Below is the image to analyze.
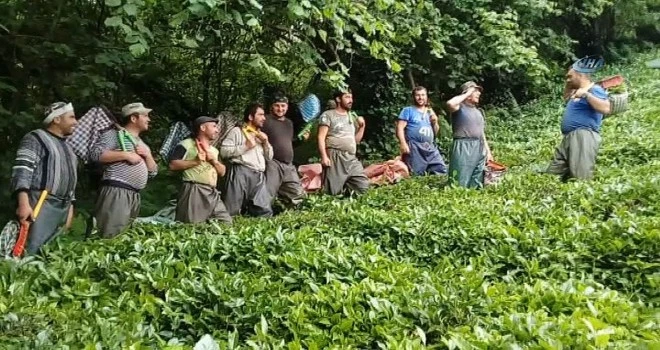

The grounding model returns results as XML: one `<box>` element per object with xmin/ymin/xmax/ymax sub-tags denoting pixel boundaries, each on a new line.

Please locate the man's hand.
<box><xmin>207</xmin><ymin>150</ymin><xmax>221</xmax><ymax>163</ymax></box>
<box><xmin>321</xmin><ymin>155</ymin><xmax>332</xmax><ymax>167</ymax></box>
<box><xmin>124</xmin><ymin>152</ymin><xmax>144</xmax><ymax>165</ymax></box>
<box><xmin>571</xmin><ymin>84</ymin><xmax>594</xmax><ymax>100</ymax></box>
<box><xmin>245</xmin><ymin>136</ymin><xmax>257</xmax><ymax>149</ymax></box>
<box><xmin>135</xmin><ymin>145</ymin><xmax>151</xmax><ymax>159</ymax></box>
<box><xmin>302</xmin><ymin>131</ymin><xmax>311</xmax><ymax>141</ymax></box>
<box><xmin>430</xmin><ymin>113</ymin><xmax>438</xmax><ymax>125</ymax></box>
<box><xmin>356</xmin><ymin>116</ymin><xmax>366</xmax><ymax>129</ymax></box>
<box><xmin>399</xmin><ymin>143</ymin><xmax>410</xmax><ymax>155</ymax></box>
<box><xmin>16</xmin><ymin>203</ymin><xmax>32</xmax><ymax>223</ymax></box>
<box><xmin>255</xmin><ymin>131</ymin><xmax>269</xmax><ymax>143</ymax></box>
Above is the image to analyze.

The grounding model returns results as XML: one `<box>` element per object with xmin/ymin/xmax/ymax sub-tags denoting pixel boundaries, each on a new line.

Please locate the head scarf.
<box><xmin>44</xmin><ymin>102</ymin><xmax>74</xmax><ymax>124</ymax></box>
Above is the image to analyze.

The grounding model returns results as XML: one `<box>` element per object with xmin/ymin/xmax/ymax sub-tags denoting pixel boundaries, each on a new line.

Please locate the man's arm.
<box><xmin>137</xmin><ymin>143</ymin><xmax>158</xmax><ymax>177</ymax></box>
<box><xmin>482</xmin><ymin>133</ymin><xmax>493</xmax><ymax>161</ymax></box>
<box><xmin>210</xmin><ymin>159</ymin><xmax>226</xmax><ymax>177</ymax></box>
<box><xmin>430</xmin><ymin>110</ymin><xmax>440</xmax><ymax>135</ymax></box>
<box><xmin>168</xmin><ymin>144</ymin><xmax>202</xmax><ymax>171</ymax></box>
<box><xmin>256</xmin><ymin>131</ymin><xmax>273</xmax><ymax>160</ymax></box>
<box><xmin>220</xmin><ymin>127</ymin><xmax>251</xmax><ymax>158</ymax></box>
<box><xmin>585</xmin><ymin>92</ymin><xmax>611</xmax><ymax>114</ymax></box>
<box><xmin>90</xmin><ymin>130</ymin><xmax>132</xmax><ymax>164</ymax></box>
<box><xmin>11</xmin><ymin>133</ymin><xmax>40</xmax><ymax>197</ymax></box>
<box><xmin>317</xmin><ymin>125</ymin><xmax>330</xmax><ymax>161</ymax></box>
<box><xmin>446</xmin><ymin>88</ymin><xmax>475</xmax><ymax>113</ymax></box>
<box><xmin>355</xmin><ymin>117</ymin><xmax>366</xmax><ymax>144</ymax></box>
<box><xmin>395</xmin><ymin>120</ymin><xmax>407</xmax><ymax>146</ymax></box>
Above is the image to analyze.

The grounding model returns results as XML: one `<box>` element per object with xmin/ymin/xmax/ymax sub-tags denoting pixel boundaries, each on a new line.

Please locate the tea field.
<box><xmin>1</xmin><ymin>54</ymin><xmax>659</xmax><ymax>349</ymax></box>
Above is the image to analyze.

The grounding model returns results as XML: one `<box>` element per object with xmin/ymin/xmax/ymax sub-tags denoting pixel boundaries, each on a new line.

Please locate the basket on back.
<box><xmin>597</xmin><ymin>75</ymin><xmax>629</xmax><ymax>116</ymax></box>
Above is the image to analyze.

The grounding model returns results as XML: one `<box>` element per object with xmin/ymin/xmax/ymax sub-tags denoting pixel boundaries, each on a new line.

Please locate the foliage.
<box><xmin>0</xmin><ymin>52</ymin><xmax>659</xmax><ymax>349</ymax></box>
<box><xmin>1</xmin><ymin>0</ymin><xmax>659</xmax><ymax>220</ymax></box>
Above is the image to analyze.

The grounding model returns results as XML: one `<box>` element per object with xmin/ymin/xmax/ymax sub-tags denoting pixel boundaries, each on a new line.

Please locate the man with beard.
<box><xmin>445</xmin><ymin>81</ymin><xmax>493</xmax><ymax>188</ymax></box>
<box><xmin>220</xmin><ymin>102</ymin><xmax>273</xmax><ymax>217</ymax></box>
<box><xmin>169</xmin><ymin>116</ymin><xmax>232</xmax><ymax>224</ymax></box>
<box><xmin>90</xmin><ymin>102</ymin><xmax>158</xmax><ymax>238</ymax></box>
<box><xmin>546</xmin><ymin>59</ymin><xmax>610</xmax><ymax>180</ymax></box>
<box><xmin>10</xmin><ymin>102</ymin><xmax>78</xmax><ymax>254</ymax></box>
<box><xmin>261</xmin><ymin>94</ymin><xmax>306</xmax><ymax>207</ymax></box>
<box><xmin>396</xmin><ymin>86</ymin><xmax>447</xmax><ymax>176</ymax></box>
<box><xmin>317</xmin><ymin>89</ymin><xmax>369</xmax><ymax>196</ymax></box>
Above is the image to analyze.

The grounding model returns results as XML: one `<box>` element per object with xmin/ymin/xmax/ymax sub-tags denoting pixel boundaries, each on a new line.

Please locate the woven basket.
<box><xmin>608</xmin><ymin>91</ymin><xmax>629</xmax><ymax>115</ymax></box>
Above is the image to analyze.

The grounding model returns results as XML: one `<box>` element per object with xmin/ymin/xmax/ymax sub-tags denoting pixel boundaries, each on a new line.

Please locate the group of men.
<box><xmin>9</xmin><ymin>61</ymin><xmax>610</xmax><ymax>255</ymax></box>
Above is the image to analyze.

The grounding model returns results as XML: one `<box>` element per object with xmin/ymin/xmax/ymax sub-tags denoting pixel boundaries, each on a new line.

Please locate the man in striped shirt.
<box><xmin>10</xmin><ymin>102</ymin><xmax>79</xmax><ymax>254</ymax></box>
<box><xmin>90</xmin><ymin>102</ymin><xmax>158</xmax><ymax>238</ymax></box>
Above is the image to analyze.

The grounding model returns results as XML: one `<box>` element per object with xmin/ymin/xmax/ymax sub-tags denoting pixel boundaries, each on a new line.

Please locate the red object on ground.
<box><xmin>298</xmin><ymin>157</ymin><xmax>411</xmax><ymax>193</ymax></box>
<box><xmin>299</xmin><ymin>163</ymin><xmax>323</xmax><ymax>192</ymax></box>
<box><xmin>364</xmin><ymin>158</ymin><xmax>410</xmax><ymax>186</ymax></box>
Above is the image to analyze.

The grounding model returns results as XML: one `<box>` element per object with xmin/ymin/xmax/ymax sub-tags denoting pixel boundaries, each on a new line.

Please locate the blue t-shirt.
<box><xmin>399</xmin><ymin>106</ymin><xmax>435</xmax><ymax>143</ymax></box>
<box><xmin>560</xmin><ymin>85</ymin><xmax>608</xmax><ymax>135</ymax></box>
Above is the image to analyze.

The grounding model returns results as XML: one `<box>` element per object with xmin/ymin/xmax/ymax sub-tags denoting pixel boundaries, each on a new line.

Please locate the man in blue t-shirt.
<box><xmin>547</xmin><ymin>64</ymin><xmax>611</xmax><ymax>180</ymax></box>
<box><xmin>396</xmin><ymin>86</ymin><xmax>447</xmax><ymax>176</ymax></box>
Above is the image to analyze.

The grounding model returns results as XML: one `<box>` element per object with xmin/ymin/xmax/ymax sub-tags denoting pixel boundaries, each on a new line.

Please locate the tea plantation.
<box><xmin>1</xmin><ymin>54</ymin><xmax>658</xmax><ymax>349</ymax></box>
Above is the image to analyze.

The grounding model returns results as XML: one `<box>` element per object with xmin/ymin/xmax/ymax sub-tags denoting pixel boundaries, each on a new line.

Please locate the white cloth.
<box><xmin>44</xmin><ymin>103</ymin><xmax>74</xmax><ymax>124</ymax></box>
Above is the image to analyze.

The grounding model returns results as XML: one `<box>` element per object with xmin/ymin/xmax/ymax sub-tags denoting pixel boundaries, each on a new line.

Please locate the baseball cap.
<box><xmin>193</xmin><ymin>116</ymin><xmax>218</xmax><ymax>132</ymax></box>
<box><xmin>272</xmin><ymin>94</ymin><xmax>289</xmax><ymax>104</ymax></box>
<box><xmin>572</xmin><ymin>55</ymin><xmax>605</xmax><ymax>74</ymax></box>
<box><xmin>460</xmin><ymin>81</ymin><xmax>483</xmax><ymax>94</ymax></box>
<box><xmin>121</xmin><ymin>102</ymin><xmax>152</xmax><ymax>117</ymax></box>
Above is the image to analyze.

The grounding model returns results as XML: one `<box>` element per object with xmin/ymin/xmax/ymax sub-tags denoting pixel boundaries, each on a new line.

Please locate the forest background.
<box><xmin>0</xmin><ymin>0</ymin><xmax>658</xmax><ymax>220</ymax></box>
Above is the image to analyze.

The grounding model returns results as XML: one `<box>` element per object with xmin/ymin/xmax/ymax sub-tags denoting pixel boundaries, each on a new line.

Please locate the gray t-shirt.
<box><xmin>319</xmin><ymin>110</ymin><xmax>357</xmax><ymax>154</ymax></box>
<box><xmin>451</xmin><ymin>103</ymin><xmax>485</xmax><ymax>139</ymax></box>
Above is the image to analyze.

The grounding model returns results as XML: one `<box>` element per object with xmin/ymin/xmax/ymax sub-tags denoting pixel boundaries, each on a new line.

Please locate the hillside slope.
<box><xmin>1</xmin><ymin>53</ymin><xmax>659</xmax><ymax>349</ymax></box>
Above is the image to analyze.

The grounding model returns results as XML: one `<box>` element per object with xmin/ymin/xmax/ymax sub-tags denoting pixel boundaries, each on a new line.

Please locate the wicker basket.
<box><xmin>608</xmin><ymin>91</ymin><xmax>629</xmax><ymax>115</ymax></box>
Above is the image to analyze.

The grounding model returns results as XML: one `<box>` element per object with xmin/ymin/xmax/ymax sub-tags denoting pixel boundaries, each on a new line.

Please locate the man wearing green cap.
<box><xmin>90</xmin><ymin>102</ymin><xmax>158</xmax><ymax>238</ymax></box>
<box><xmin>445</xmin><ymin>81</ymin><xmax>493</xmax><ymax>188</ymax></box>
<box><xmin>546</xmin><ymin>60</ymin><xmax>610</xmax><ymax>180</ymax></box>
<box><xmin>10</xmin><ymin>102</ymin><xmax>79</xmax><ymax>254</ymax></box>
<box><xmin>169</xmin><ymin>116</ymin><xmax>232</xmax><ymax>224</ymax></box>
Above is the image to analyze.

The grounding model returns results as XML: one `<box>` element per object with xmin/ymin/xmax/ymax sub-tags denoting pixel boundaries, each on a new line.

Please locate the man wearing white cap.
<box><xmin>90</xmin><ymin>102</ymin><xmax>158</xmax><ymax>238</ymax></box>
<box><xmin>10</xmin><ymin>102</ymin><xmax>79</xmax><ymax>254</ymax></box>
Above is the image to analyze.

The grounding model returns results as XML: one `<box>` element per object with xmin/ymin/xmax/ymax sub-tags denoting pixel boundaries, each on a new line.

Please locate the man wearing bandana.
<box><xmin>317</xmin><ymin>89</ymin><xmax>369</xmax><ymax>196</ymax></box>
<box><xmin>90</xmin><ymin>102</ymin><xmax>158</xmax><ymax>238</ymax></box>
<box><xmin>261</xmin><ymin>94</ymin><xmax>306</xmax><ymax>207</ymax></box>
<box><xmin>10</xmin><ymin>102</ymin><xmax>79</xmax><ymax>254</ymax></box>
<box><xmin>220</xmin><ymin>102</ymin><xmax>274</xmax><ymax>217</ymax></box>
<box><xmin>396</xmin><ymin>86</ymin><xmax>447</xmax><ymax>176</ymax></box>
<box><xmin>169</xmin><ymin>116</ymin><xmax>232</xmax><ymax>224</ymax></box>
<box><xmin>547</xmin><ymin>57</ymin><xmax>610</xmax><ymax>180</ymax></box>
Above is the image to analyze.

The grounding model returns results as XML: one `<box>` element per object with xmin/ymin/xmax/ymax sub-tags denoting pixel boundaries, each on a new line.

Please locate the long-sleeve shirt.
<box><xmin>220</xmin><ymin>126</ymin><xmax>272</xmax><ymax>172</ymax></box>
<box><xmin>89</xmin><ymin>129</ymin><xmax>157</xmax><ymax>191</ymax></box>
<box><xmin>11</xmin><ymin>129</ymin><xmax>78</xmax><ymax>200</ymax></box>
